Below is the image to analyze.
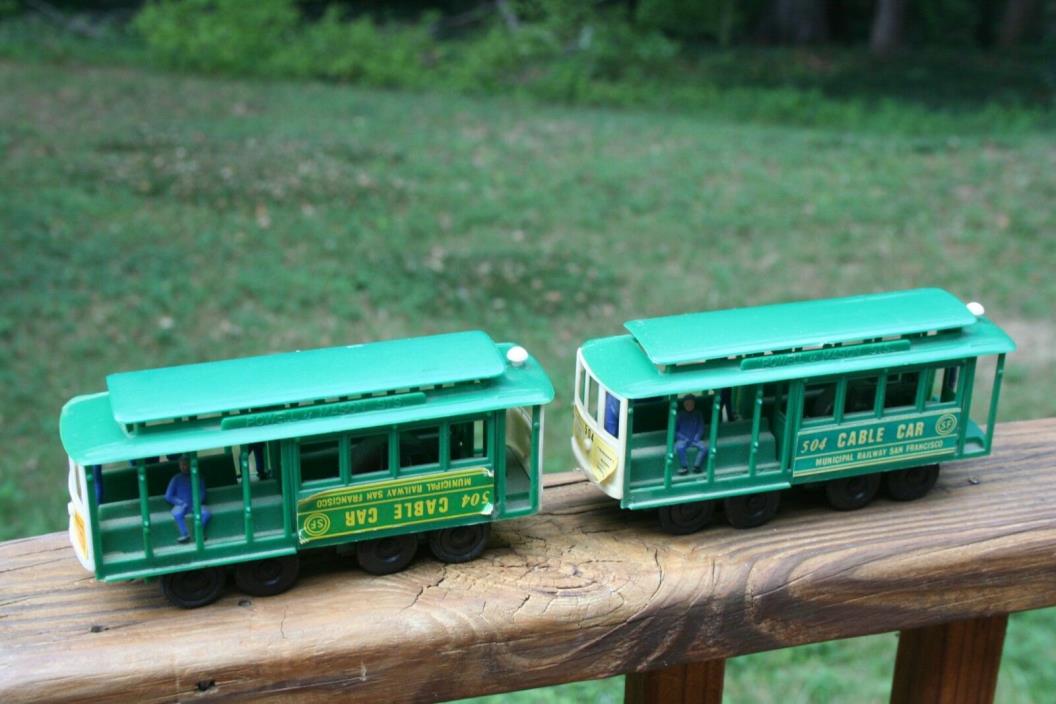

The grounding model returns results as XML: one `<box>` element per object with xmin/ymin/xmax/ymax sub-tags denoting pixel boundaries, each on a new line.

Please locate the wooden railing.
<box><xmin>2</xmin><ymin>419</ymin><xmax>1054</xmax><ymax>703</ymax></box>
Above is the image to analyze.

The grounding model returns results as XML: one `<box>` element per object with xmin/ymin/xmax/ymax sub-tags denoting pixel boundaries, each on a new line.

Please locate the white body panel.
<box><xmin>67</xmin><ymin>458</ymin><xmax>95</xmax><ymax>572</ymax></box>
<box><xmin>571</xmin><ymin>349</ymin><xmax>627</xmax><ymax>500</ymax></box>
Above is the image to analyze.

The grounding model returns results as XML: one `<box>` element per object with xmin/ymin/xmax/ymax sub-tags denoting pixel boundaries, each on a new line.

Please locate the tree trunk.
<box><xmin>998</xmin><ymin>0</ymin><xmax>1039</xmax><ymax>47</ymax></box>
<box><xmin>870</xmin><ymin>0</ymin><xmax>907</xmax><ymax>55</ymax></box>
<box><xmin>767</xmin><ymin>0</ymin><xmax>829</xmax><ymax>44</ymax></box>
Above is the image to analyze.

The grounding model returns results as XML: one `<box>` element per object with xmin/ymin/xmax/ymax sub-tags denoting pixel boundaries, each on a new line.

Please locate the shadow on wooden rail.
<box><xmin>1</xmin><ymin>419</ymin><xmax>1054</xmax><ymax>703</ymax></box>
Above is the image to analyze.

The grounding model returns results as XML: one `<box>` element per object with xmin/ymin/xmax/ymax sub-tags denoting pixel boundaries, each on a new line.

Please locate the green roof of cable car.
<box><xmin>584</xmin><ymin>303</ymin><xmax>1014</xmax><ymax>400</ymax></box>
<box><xmin>107</xmin><ymin>331</ymin><xmax>506</xmax><ymax>425</ymax></box>
<box><xmin>62</xmin><ymin>340</ymin><xmax>554</xmax><ymax>466</ymax></box>
<box><xmin>625</xmin><ymin>289</ymin><xmax>976</xmax><ymax>366</ymax></box>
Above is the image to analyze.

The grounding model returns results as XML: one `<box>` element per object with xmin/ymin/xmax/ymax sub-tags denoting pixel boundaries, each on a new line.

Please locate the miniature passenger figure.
<box><xmin>164</xmin><ymin>455</ymin><xmax>211</xmax><ymax>543</ymax></box>
<box><xmin>674</xmin><ymin>396</ymin><xmax>708</xmax><ymax>475</ymax></box>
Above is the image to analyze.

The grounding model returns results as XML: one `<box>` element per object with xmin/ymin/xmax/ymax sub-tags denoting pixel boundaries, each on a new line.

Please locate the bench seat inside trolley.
<box><xmin>97</xmin><ymin>480</ymin><xmax>286</xmax><ymax>564</ymax></box>
<box><xmin>628</xmin><ymin>417</ymin><xmax>782</xmax><ymax>490</ymax></box>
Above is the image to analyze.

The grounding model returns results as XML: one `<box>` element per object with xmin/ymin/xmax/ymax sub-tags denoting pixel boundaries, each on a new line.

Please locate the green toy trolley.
<box><xmin>60</xmin><ymin>331</ymin><xmax>554</xmax><ymax>607</ymax></box>
<box><xmin>571</xmin><ymin>289</ymin><xmax>1015</xmax><ymax>533</ymax></box>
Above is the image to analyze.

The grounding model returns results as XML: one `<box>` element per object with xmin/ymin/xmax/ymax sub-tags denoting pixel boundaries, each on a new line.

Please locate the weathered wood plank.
<box><xmin>890</xmin><ymin>615</ymin><xmax>1008</xmax><ymax>704</ymax></box>
<box><xmin>625</xmin><ymin>660</ymin><xmax>725</xmax><ymax>704</ymax></box>
<box><xmin>1</xmin><ymin>419</ymin><xmax>1055</xmax><ymax>703</ymax></box>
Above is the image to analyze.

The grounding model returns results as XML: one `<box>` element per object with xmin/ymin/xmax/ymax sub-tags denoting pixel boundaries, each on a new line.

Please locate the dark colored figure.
<box><xmin>674</xmin><ymin>396</ymin><xmax>708</xmax><ymax>475</ymax></box>
<box><xmin>721</xmin><ymin>388</ymin><xmax>734</xmax><ymax>421</ymax></box>
<box><xmin>604</xmin><ymin>392</ymin><xmax>621</xmax><ymax>438</ymax></box>
<box><xmin>91</xmin><ymin>465</ymin><xmax>103</xmax><ymax>504</ymax></box>
<box><xmin>942</xmin><ymin>366</ymin><xmax>959</xmax><ymax>402</ymax></box>
<box><xmin>164</xmin><ymin>456</ymin><xmax>210</xmax><ymax>543</ymax></box>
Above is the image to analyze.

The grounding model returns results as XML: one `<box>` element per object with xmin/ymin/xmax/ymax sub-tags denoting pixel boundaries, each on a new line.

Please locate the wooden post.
<box><xmin>626</xmin><ymin>660</ymin><xmax>725</xmax><ymax>704</ymax></box>
<box><xmin>890</xmin><ymin>615</ymin><xmax>1008</xmax><ymax>704</ymax></box>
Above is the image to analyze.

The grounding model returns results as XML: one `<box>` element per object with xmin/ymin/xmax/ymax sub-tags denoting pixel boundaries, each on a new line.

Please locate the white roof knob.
<box><xmin>966</xmin><ymin>301</ymin><xmax>985</xmax><ymax>316</ymax></box>
<box><xmin>507</xmin><ymin>346</ymin><xmax>529</xmax><ymax>367</ymax></box>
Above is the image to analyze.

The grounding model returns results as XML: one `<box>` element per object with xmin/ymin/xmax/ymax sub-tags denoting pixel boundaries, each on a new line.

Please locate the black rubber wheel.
<box><xmin>724</xmin><ymin>491</ymin><xmax>780</xmax><ymax>529</ymax></box>
<box><xmin>658</xmin><ymin>501</ymin><xmax>715</xmax><ymax>535</ymax></box>
<box><xmin>885</xmin><ymin>464</ymin><xmax>940</xmax><ymax>501</ymax></box>
<box><xmin>428</xmin><ymin>523</ymin><xmax>491</xmax><ymax>563</ymax></box>
<box><xmin>233</xmin><ymin>555</ymin><xmax>300</xmax><ymax>597</ymax></box>
<box><xmin>825</xmin><ymin>473</ymin><xmax>881</xmax><ymax>511</ymax></box>
<box><xmin>160</xmin><ymin>567</ymin><xmax>225</xmax><ymax>609</ymax></box>
<box><xmin>357</xmin><ymin>534</ymin><xmax>418</xmax><ymax>575</ymax></box>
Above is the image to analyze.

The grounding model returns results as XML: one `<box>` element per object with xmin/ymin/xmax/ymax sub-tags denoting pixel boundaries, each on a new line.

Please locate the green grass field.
<box><xmin>1</xmin><ymin>57</ymin><xmax>1054</xmax><ymax>702</ymax></box>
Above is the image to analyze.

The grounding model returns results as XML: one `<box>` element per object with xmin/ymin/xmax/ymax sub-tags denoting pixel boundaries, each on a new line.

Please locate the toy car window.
<box><xmin>349</xmin><ymin>433</ymin><xmax>389</xmax><ymax>475</ymax></box>
<box><xmin>399</xmin><ymin>427</ymin><xmax>440</xmax><ymax>469</ymax></box>
<box><xmin>300</xmin><ymin>438</ymin><xmax>340</xmax><ymax>482</ymax></box>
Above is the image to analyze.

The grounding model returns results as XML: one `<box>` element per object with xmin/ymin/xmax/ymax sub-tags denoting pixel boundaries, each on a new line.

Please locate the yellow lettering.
<box><xmin>897</xmin><ymin>422</ymin><xmax>926</xmax><ymax>439</ymax></box>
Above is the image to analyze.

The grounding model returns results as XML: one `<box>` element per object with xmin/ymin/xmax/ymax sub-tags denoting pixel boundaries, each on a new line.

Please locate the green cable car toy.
<box><xmin>60</xmin><ymin>332</ymin><xmax>553</xmax><ymax>608</ymax></box>
<box><xmin>571</xmin><ymin>289</ymin><xmax>1014</xmax><ymax>533</ymax></box>
<box><xmin>60</xmin><ymin>289</ymin><xmax>1014</xmax><ymax>608</ymax></box>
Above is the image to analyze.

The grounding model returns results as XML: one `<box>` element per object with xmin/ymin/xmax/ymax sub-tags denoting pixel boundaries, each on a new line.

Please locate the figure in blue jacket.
<box><xmin>675</xmin><ymin>396</ymin><xmax>708</xmax><ymax>475</ymax></box>
<box><xmin>165</xmin><ymin>455</ymin><xmax>211</xmax><ymax>543</ymax></box>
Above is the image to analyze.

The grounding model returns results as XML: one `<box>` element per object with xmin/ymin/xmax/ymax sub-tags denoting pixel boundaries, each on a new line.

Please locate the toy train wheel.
<box><xmin>885</xmin><ymin>464</ymin><xmax>940</xmax><ymax>501</ymax></box>
<box><xmin>429</xmin><ymin>523</ymin><xmax>491</xmax><ymax>563</ymax></box>
<box><xmin>825</xmin><ymin>473</ymin><xmax>881</xmax><ymax>511</ymax></box>
<box><xmin>234</xmin><ymin>555</ymin><xmax>300</xmax><ymax>597</ymax></box>
<box><xmin>724</xmin><ymin>491</ymin><xmax>780</xmax><ymax>529</ymax></box>
<box><xmin>161</xmin><ymin>567</ymin><xmax>225</xmax><ymax>609</ymax></box>
<box><xmin>658</xmin><ymin>501</ymin><xmax>715</xmax><ymax>535</ymax></box>
<box><xmin>357</xmin><ymin>534</ymin><xmax>418</xmax><ymax>575</ymax></box>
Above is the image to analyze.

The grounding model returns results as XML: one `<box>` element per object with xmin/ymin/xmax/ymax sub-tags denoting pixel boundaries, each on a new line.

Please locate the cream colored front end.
<box><xmin>66</xmin><ymin>458</ymin><xmax>95</xmax><ymax>572</ymax></box>
<box><xmin>571</xmin><ymin>349</ymin><xmax>627</xmax><ymax>500</ymax></box>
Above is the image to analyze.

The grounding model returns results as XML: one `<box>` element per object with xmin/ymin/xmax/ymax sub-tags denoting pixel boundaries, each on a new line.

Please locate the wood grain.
<box><xmin>625</xmin><ymin>660</ymin><xmax>725</xmax><ymax>704</ymax></box>
<box><xmin>890</xmin><ymin>615</ymin><xmax>1008</xmax><ymax>704</ymax></box>
<box><xmin>2</xmin><ymin>419</ymin><xmax>1055</xmax><ymax>703</ymax></box>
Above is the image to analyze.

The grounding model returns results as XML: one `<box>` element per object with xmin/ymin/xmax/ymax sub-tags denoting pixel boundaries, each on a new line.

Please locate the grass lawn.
<box><xmin>1</xmin><ymin>58</ymin><xmax>1053</xmax><ymax>702</ymax></box>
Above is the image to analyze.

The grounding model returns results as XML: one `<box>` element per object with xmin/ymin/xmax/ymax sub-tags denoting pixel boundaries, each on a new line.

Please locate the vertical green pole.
<box><xmin>706</xmin><ymin>393</ymin><xmax>721</xmax><ymax>484</ymax></box>
<box><xmin>439</xmin><ymin>421</ymin><xmax>451</xmax><ymax>471</ymax></box>
<box><xmin>779</xmin><ymin>384</ymin><xmax>798</xmax><ymax>472</ymax></box>
<box><xmin>136</xmin><ymin>460</ymin><xmax>153</xmax><ymax>561</ymax></box>
<box><xmin>85</xmin><ymin>466</ymin><xmax>105</xmax><ymax>571</ymax></box>
<box><xmin>190</xmin><ymin>455</ymin><xmax>204</xmax><ymax>552</ymax></box>
<box><xmin>834</xmin><ymin>378</ymin><xmax>847</xmax><ymax>423</ymax></box>
<box><xmin>388</xmin><ymin>429</ymin><xmax>399</xmax><ymax>478</ymax></box>
<box><xmin>241</xmin><ymin>447</ymin><xmax>253</xmax><ymax>544</ymax></box>
<box><xmin>494</xmin><ymin>412</ymin><xmax>507</xmax><ymax>518</ymax></box>
<box><xmin>529</xmin><ymin>406</ymin><xmax>542</xmax><ymax>513</ymax></box>
<box><xmin>281</xmin><ymin>441</ymin><xmax>294</xmax><ymax>540</ymax></box>
<box><xmin>748</xmin><ymin>385</ymin><xmax>763</xmax><ymax>477</ymax></box>
<box><xmin>873</xmin><ymin>373</ymin><xmax>888</xmax><ymax>418</ymax></box>
<box><xmin>914</xmin><ymin>369</ymin><xmax>930</xmax><ymax>411</ymax></box>
<box><xmin>338</xmin><ymin>435</ymin><xmax>350</xmax><ymax>483</ymax></box>
<box><xmin>957</xmin><ymin>359</ymin><xmax>976</xmax><ymax>456</ymax></box>
<box><xmin>664</xmin><ymin>397</ymin><xmax>677</xmax><ymax>489</ymax></box>
<box><xmin>984</xmin><ymin>355</ymin><xmax>1006</xmax><ymax>452</ymax></box>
